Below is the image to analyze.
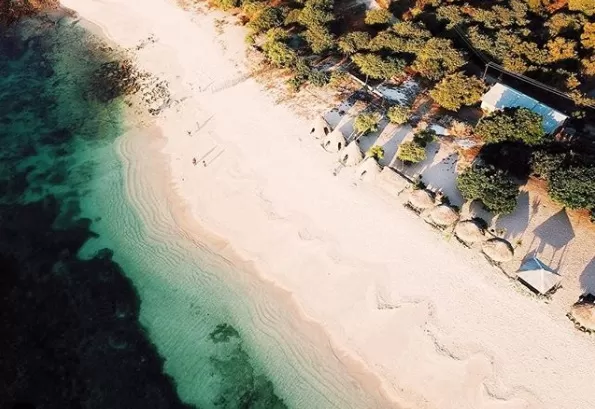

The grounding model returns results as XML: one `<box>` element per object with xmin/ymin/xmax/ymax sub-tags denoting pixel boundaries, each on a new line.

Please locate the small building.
<box><xmin>375</xmin><ymin>167</ymin><xmax>410</xmax><ymax>196</ymax></box>
<box><xmin>339</xmin><ymin>142</ymin><xmax>363</xmax><ymax>166</ymax></box>
<box><xmin>321</xmin><ymin>129</ymin><xmax>347</xmax><ymax>153</ymax></box>
<box><xmin>480</xmin><ymin>83</ymin><xmax>568</xmax><ymax>134</ymax></box>
<box><xmin>310</xmin><ymin>116</ymin><xmax>332</xmax><ymax>140</ymax></box>
<box><xmin>516</xmin><ymin>257</ymin><xmax>562</xmax><ymax>295</ymax></box>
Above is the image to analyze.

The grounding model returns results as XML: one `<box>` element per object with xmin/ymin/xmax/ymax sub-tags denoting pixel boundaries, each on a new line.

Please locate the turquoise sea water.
<box><xmin>0</xmin><ymin>16</ymin><xmax>287</xmax><ymax>409</ymax></box>
<box><xmin>1</xmin><ymin>14</ymin><xmax>402</xmax><ymax>409</ymax></box>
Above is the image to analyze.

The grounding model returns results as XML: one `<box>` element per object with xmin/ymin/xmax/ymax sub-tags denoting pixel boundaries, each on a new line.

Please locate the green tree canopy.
<box><xmin>364</xmin><ymin>9</ymin><xmax>393</xmax><ymax>25</ymax></box>
<box><xmin>387</xmin><ymin>105</ymin><xmax>410</xmax><ymax>124</ymax></box>
<box><xmin>475</xmin><ymin>107</ymin><xmax>546</xmax><ymax>145</ymax></box>
<box><xmin>548</xmin><ymin>166</ymin><xmax>595</xmax><ymax>210</ymax></box>
<box><xmin>582</xmin><ymin>22</ymin><xmax>595</xmax><ymax>50</ymax></box>
<box><xmin>338</xmin><ymin>31</ymin><xmax>371</xmax><ymax>55</ymax></box>
<box><xmin>247</xmin><ymin>7</ymin><xmax>284</xmax><ymax>33</ymax></box>
<box><xmin>351</xmin><ymin>53</ymin><xmax>405</xmax><ymax>80</ymax></box>
<box><xmin>392</xmin><ymin>21</ymin><xmax>431</xmax><ymax>39</ymax></box>
<box><xmin>298</xmin><ymin>0</ymin><xmax>334</xmax><ymax>27</ymax></box>
<box><xmin>412</xmin><ymin>38</ymin><xmax>465</xmax><ymax>80</ymax></box>
<box><xmin>304</xmin><ymin>24</ymin><xmax>335</xmax><ymax>54</ymax></box>
<box><xmin>397</xmin><ymin>141</ymin><xmax>426</xmax><ymax>163</ymax></box>
<box><xmin>569</xmin><ymin>0</ymin><xmax>595</xmax><ymax>16</ymax></box>
<box><xmin>429</xmin><ymin>72</ymin><xmax>486</xmax><ymax>111</ymax></box>
<box><xmin>457</xmin><ymin>166</ymin><xmax>519</xmax><ymax>214</ymax></box>
<box><xmin>354</xmin><ymin>112</ymin><xmax>382</xmax><ymax>135</ymax></box>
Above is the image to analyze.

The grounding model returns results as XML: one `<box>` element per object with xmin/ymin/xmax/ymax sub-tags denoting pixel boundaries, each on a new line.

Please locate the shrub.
<box><xmin>247</xmin><ymin>7</ymin><xmax>284</xmax><ymax>33</ymax></box>
<box><xmin>413</xmin><ymin>128</ymin><xmax>436</xmax><ymax>146</ymax></box>
<box><xmin>429</xmin><ymin>72</ymin><xmax>486</xmax><ymax>111</ymax></box>
<box><xmin>351</xmin><ymin>53</ymin><xmax>405</xmax><ymax>80</ymax></box>
<box><xmin>531</xmin><ymin>150</ymin><xmax>567</xmax><ymax>179</ymax></box>
<box><xmin>354</xmin><ymin>112</ymin><xmax>381</xmax><ymax>135</ymax></box>
<box><xmin>548</xmin><ymin>166</ymin><xmax>595</xmax><ymax>210</ymax></box>
<box><xmin>387</xmin><ymin>105</ymin><xmax>410</xmax><ymax>125</ymax></box>
<box><xmin>308</xmin><ymin>70</ymin><xmax>329</xmax><ymax>87</ymax></box>
<box><xmin>569</xmin><ymin>0</ymin><xmax>595</xmax><ymax>16</ymax></box>
<box><xmin>364</xmin><ymin>9</ymin><xmax>393</xmax><ymax>25</ymax></box>
<box><xmin>338</xmin><ymin>31</ymin><xmax>371</xmax><ymax>55</ymax></box>
<box><xmin>262</xmin><ymin>40</ymin><xmax>297</xmax><ymax>67</ymax></box>
<box><xmin>397</xmin><ymin>141</ymin><xmax>426</xmax><ymax>163</ymax></box>
<box><xmin>475</xmin><ymin>107</ymin><xmax>546</xmax><ymax>145</ymax></box>
<box><xmin>212</xmin><ymin>0</ymin><xmax>240</xmax><ymax>11</ymax></box>
<box><xmin>298</xmin><ymin>0</ymin><xmax>334</xmax><ymax>27</ymax></box>
<box><xmin>457</xmin><ymin>166</ymin><xmax>519</xmax><ymax>214</ymax></box>
<box><xmin>304</xmin><ymin>24</ymin><xmax>335</xmax><ymax>54</ymax></box>
<box><xmin>367</xmin><ymin>145</ymin><xmax>385</xmax><ymax>160</ymax></box>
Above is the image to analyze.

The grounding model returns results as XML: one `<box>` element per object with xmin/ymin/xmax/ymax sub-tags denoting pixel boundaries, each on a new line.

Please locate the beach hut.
<box><xmin>356</xmin><ymin>157</ymin><xmax>381</xmax><ymax>181</ymax></box>
<box><xmin>339</xmin><ymin>142</ymin><xmax>363</xmax><ymax>166</ymax></box>
<box><xmin>482</xmin><ymin>238</ymin><xmax>514</xmax><ymax>263</ymax></box>
<box><xmin>408</xmin><ymin>189</ymin><xmax>435</xmax><ymax>210</ymax></box>
<box><xmin>310</xmin><ymin>116</ymin><xmax>331</xmax><ymax>139</ymax></box>
<box><xmin>516</xmin><ymin>257</ymin><xmax>561</xmax><ymax>295</ymax></box>
<box><xmin>569</xmin><ymin>298</ymin><xmax>595</xmax><ymax>332</ymax></box>
<box><xmin>454</xmin><ymin>220</ymin><xmax>484</xmax><ymax>244</ymax></box>
<box><xmin>429</xmin><ymin>205</ymin><xmax>459</xmax><ymax>227</ymax></box>
<box><xmin>321</xmin><ymin>129</ymin><xmax>347</xmax><ymax>153</ymax></box>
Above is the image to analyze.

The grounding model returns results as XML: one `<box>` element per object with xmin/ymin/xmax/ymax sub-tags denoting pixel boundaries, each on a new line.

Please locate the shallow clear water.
<box><xmin>1</xmin><ymin>15</ymin><xmax>400</xmax><ymax>409</ymax></box>
<box><xmin>0</xmin><ymin>16</ymin><xmax>287</xmax><ymax>409</ymax></box>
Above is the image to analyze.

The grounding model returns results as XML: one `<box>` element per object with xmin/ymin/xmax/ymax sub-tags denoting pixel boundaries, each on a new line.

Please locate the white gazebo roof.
<box><xmin>516</xmin><ymin>257</ymin><xmax>561</xmax><ymax>295</ymax></box>
<box><xmin>480</xmin><ymin>83</ymin><xmax>567</xmax><ymax>134</ymax></box>
<box><xmin>310</xmin><ymin>116</ymin><xmax>331</xmax><ymax>139</ymax></box>
<box><xmin>321</xmin><ymin>129</ymin><xmax>346</xmax><ymax>153</ymax></box>
<box><xmin>339</xmin><ymin>142</ymin><xmax>363</xmax><ymax>166</ymax></box>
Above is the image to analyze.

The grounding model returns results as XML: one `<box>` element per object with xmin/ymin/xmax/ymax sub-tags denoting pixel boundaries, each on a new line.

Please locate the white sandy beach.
<box><xmin>60</xmin><ymin>0</ymin><xmax>595</xmax><ymax>408</ymax></box>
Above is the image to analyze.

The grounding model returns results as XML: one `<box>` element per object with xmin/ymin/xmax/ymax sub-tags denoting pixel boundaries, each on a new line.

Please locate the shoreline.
<box><xmin>59</xmin><ymin>1</ymin><xmax>595</xmax><ymax>409</ymax></box>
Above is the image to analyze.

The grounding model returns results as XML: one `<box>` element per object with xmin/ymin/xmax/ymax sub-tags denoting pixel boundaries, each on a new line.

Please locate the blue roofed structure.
<box><xmin>480</xmin><ymin>83</ymin><xmax>568</xmax><ymax>134</ymax></box>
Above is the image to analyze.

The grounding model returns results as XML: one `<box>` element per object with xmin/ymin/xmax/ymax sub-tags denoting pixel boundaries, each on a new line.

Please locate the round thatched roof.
<box><xmin>454</xmin><ymin>220</ymin><xmax>484</xmax><ymax>243</ymax></box>
<box><xmin>321</xmin><ymin>129</ymin><xmax>346</xmax><ymax>153</ymax></box>
<box><xmin>570</xmin><ymin>301</ymin><xmax>595</xmax><ymax>331</ymax></box>
<box><xmin>339</xmin><ymin>142</ymin><xmax>363</xmax><ymax>166</ymax></box>
<box><xmin>408</xmin><ymin>189</ymin><xmax>434</xmax><ymax>210</ymax></box>
<box><xmin>430</xmin><ymin>205</ymin><xmax>459</xmax><ymax>227</ymax></box>
<box><xmin>482</xmin><ymin>238</ymin><xmax>514</xmax><ymax>263</ymax></box>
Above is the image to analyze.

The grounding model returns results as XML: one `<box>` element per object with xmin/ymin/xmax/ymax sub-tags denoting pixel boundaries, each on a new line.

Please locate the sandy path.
<box><xmin>60</xmin><ymin>0</ymin><xmax>595</xmax><ymax>408</ymax></box>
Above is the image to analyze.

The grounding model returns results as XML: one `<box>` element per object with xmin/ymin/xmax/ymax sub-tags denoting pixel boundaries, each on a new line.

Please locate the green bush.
<box><xmin>457</xmin><ymin>166</ymin><xmax>519</xmax><ymax>214</ymax></box>
<box><xmin>338</xmin><ymin>31</ymin><xmax>371</xmax><ymax>55</ymax></box>
<box><xmin>397</xmin><ymin>141</ymin><xmax>426</xmax><ymax>163</ymax></box>
<box><xmin>530</xmin><ymin>150</ymin><xmax>566</xmax><ymax>179</ymax></box>
<box><xmin>247</xmin><ymin>7</ymin><xmax>284</xmax><ymax>33</ymax></box>
<box><xmin>354</xmin><ymin>112</ymin><xmax>381</xmax><ymax>135</ymax></box>
<box><xmin>548</xmin><ymin>166</ymin><xmax>595</xmax><ymax>210</ymax></box>
<box><xmin>351</xmin><ymin>53</ymin><xmax>405</xmax><ymax>80</ymax></box>
<box><xmin>364</xmin><ymin>9</ymin><xmax>393</xmax><ymax>25</ymax></box>
<box><xmin>367</xmin><ymin>145</ymin><xmax>385</xmax><ymax>160</ymax></box>
<box><xmin>308</xmin><ymin>70</ymin><xmax>329</xmax><ymax>87</ymax></box>
<box><xmin>304</xmin><ymin>24</ymin><xmax>335</xmax><ymax>54</ymax></box>
<box><xmin>386</xmin><ymin>105</ymin><xmax>410</xmax><ymax>124</ymax></box>
<box><xmin>413</xmin><ymin>128</ymin><xmax>436</xmax><ymax>146</ymax></box>
<box><xmin>475</xmin><ymin>107</ymin><xmax>547</xmax><ymax>145</ymax></box>
<box><xmin>212</xmin><ymin>0</ymin><xmax>240</xmax><ymax>11</ymax></box>
<box><xmin>263</xmin><ymin>40</ymin><xmax>297</xmax><ymax>67</ymax></box>
<box><xmin>429</xmin><ymin>72</ymin><xmax>486</xmax><ymax>111</ymax></box>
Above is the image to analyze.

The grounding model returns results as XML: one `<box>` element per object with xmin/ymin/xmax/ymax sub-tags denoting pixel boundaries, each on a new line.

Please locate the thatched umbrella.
<box><xmin>482</xmin><ymin>238</ymin><xmax>514</xmax><ymax>263</ymax></box>
<box><xmin>357</xmin><ymin>156</ymin><xmax>381</xmax><ymax>180</ymax></box>
<box><xmin>569</xmin><ymin>301</ymin><xmax>595</xmax><ymax>332</ymax></box>
<box><xmin>408</xmin><ymin>189</ymin><xmax>434</xmax><ymax>210</ymax></box>
<box><xmin>454</xmin><ymin>220</ymin><xmax>484</xmax><ymax>244</ymax></box>
<box><xmin>321</xmin><ymin>129</ymin><xmax>346</xmax><ymax>153</ymax></box>
<box><xmin>429</xmin><ymin>205</ymin><xmax>459</xmax><ymax>227</ymax></box>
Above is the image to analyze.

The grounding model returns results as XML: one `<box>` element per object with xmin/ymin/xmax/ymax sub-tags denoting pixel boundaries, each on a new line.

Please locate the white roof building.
<box><xmin>480</xmin><ymin>83</ymin><xmax>568</xmax><ymax>134</ymax></box>
<box><xmin>516</xmin><ymin>257</ymin><xmax>562</xmax><ymax>295</ymax></box>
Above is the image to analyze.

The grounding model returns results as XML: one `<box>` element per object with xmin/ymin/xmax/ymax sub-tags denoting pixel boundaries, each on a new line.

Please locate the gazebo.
<box><xmin>356</xmin><ymin>156</ymin><xmax>381</xmax><ymax>180</ymax></box>
<box><xmin>454</xmin><ymin>220</ymin><xmax>484</xmax><ymax>244</ymax></box>
<box><xmin>516</xmin><ymin>257</ymin><xmax>561</xmax><ymax>295</ymax></box>
<box><xmin>429</xmin><ymin>205</ymin><xmax>459</xmax><ymax>227</ymax></box>
<box><xmin>569</xmin><ymin>297</ymin><xmax>595</xmax><ymax>332</ymax></box>
<box><xmin>339</xmin><ymin>142</ymin><xmax>363</xmax><ymax>166</ymax></box>
<box><xmin>321</xmin><ymin>129</ymin><xmax>346</xmax><ymax>153</ymax></box>
<box><xmin>407</xmin><ymin>189</ymin><xmax>435</xmax><ymax>210</ymax></box>
<box><xmin>310</xmin><ymin>116</ymin><xmax>331</xmax><ymax>139</ymax></box>
<box><xmin>482</xmin><ymin>238</ymin><xmax>514</xmax><ymax>263</ymax></box>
